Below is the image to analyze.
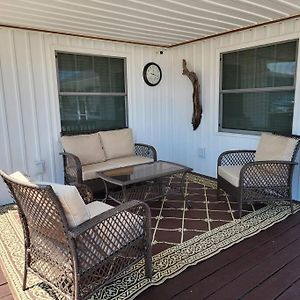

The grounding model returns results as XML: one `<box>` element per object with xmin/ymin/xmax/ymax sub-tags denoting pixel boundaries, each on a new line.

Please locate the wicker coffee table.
<box><xmin>97</xmin><ymin>160</ymin><xmax>192</xmax><ymax>206</ymax></box>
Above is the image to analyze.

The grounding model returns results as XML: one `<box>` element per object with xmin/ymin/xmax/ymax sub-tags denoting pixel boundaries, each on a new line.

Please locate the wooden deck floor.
<box><xmin>0</xmin><ymin>268</ymin><xmax>13</xmax><ymax>300</ymax></box>
<box><xmin>1</xmin><ymin>211</ymin><xmax>300</xmax><ymax>300</ymax></box>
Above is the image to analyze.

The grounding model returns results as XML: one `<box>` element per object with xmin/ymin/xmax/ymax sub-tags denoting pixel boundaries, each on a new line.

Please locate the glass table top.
<box><xmin>97</xmin><ymin>160</ymin><xmax>192</xmax><ymax>185</ymax></box>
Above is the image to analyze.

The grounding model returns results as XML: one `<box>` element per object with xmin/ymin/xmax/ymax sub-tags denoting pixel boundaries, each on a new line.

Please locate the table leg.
<box><xmin>158</xmin><ymin>178</ymin><xmax>164</xmax><ymax>199</ymax></box>
<box><xmin>122</xmin><ymin>186</ymin><xmax>128</xmax><ymax>203</ymax></box>
<box><xmin>101</xmin><ymin>178</ymin><xmax>109</xmax><ymax>203</ymax></box>
<box><xmin>181</xmin><ymin>171</ymin><xmax>191</xmax><ymax>208</ymax></box>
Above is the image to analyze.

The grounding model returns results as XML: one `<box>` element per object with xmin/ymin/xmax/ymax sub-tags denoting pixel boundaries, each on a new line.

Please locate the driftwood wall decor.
<box><xmin>182</xmin><ymin>59</ymin><xmax>202</xmax><ymax>130</ymax></box>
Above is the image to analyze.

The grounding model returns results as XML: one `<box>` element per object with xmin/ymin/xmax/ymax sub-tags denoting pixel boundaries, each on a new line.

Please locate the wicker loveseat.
<box><xmin>0</xmin><ymin>170</ymin><xmax>152</xmax><ymax>300</ymax></box>
<box><xmin>217</xmin><ymin>133</ymin><xmax>300</xmax><ymax>218</ymax></box>
<box><xmin>60</xmin><ymin>128</ymin><xmax>157</xmax><ymax>192</ymax></box>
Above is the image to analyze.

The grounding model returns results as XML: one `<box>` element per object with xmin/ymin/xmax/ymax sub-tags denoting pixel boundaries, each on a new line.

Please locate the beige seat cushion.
<box><xmin>61</xmin><ymin>133</ymin><xmax>106</xmax><ymax>165</ymax></box>
<box><xmin>82</xmin><ymin>155</ymin><xmax>154</xmax><ymax>181</ymax></box>
<box><xmin>78</xmin><ymin>201</ymin><xmax>144</xmax><ymax>268</ymax></box>
<box><xmin>99</xmin><ymin>128</ymin><xmax>135</xmax><ymax>160</ymax></box>
<box><xmin>255</xmin><ymin>133</ymin><xmax>298</xmax><ymax>162</ymax></box>
<box><xmin>41</xmin><ymin>183</ymin><xmax>90</xmax><ymax>228</ymax></box>
<box><xmin>218</xmin><ymin>165</ymin><xmax>286</xmax><ymax>188</ymax></box>
<box><xmin>218</xmin><ymin>165</ymin><xmax>243</xmax><ymax>187</ymax></box>
<box><xmin>86</xmin><ymin>201</ymin><xmax>113</xmax><ymax>219</ymax></box>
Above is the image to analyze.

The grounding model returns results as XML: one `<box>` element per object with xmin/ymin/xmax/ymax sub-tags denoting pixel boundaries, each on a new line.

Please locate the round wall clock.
<box><xmin>143</xmin><ymin>62</ymin><xmax>162</xmax><ymax>86</ymax></box>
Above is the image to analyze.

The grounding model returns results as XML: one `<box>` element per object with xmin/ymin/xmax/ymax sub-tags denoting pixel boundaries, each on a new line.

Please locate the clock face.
<box><xmin>143</xmin><ymin>63</ymin><xmax>162</xmax><ymax>86</ymax></box>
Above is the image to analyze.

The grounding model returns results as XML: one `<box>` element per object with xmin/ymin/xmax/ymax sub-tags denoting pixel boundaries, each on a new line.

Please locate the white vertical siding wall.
<box><xmin>1</xmin><ymin>17</ymin><xmax>300</xmax><ymax>204</ymax></box>
<box><xmin>0</xmin><ymin>28</ymin><xmax>172</xmax><ymax>204</ymax></box>
<box><xmin>170</xmin><ymin>18</ymin><xmax>300</xmax><ymax>200</ymax></box>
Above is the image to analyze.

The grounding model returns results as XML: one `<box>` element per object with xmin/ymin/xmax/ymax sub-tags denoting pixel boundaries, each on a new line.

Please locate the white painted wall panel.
<box><xmin>0</xmin><ymin>27</ymin><xmax>170</xmax><ymax>204</ymax></box>
<box><xmin>1</xmin><ymin>17</ymin><xmax>300</xmax><ymax>204</ymax></box>
<box><xmin>170</xmin><ymin>18</ymin><xmax>300</xmax><ymax>200</ymax></box>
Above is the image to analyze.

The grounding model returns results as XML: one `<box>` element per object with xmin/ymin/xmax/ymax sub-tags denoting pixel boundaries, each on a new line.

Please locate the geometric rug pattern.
<box><xmin>0</xmin><ymin>173</ymin><xmax>298</xmax><ymax>300</ymax></box>
<box><xmin>150</xmin><ymin>173</ymin><xmax>263</xmax><ymax>255</ymax></box>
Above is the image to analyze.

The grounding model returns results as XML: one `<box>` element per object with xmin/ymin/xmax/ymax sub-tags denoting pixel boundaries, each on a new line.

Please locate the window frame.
<box><xmin>55</xmin><ymin>50</ymin><xmax>128</xmax><ymax>133</ymax></box>
<box><xmin>219</xmin><ymin>39</ymin><xmax>298</xmax><ymax>135</ymax></box>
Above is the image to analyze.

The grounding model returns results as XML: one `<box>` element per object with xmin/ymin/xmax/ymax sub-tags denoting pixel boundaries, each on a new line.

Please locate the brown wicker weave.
<box><xmin>0</xmin><ymin>171</ymin><xmax>152</xmax><ymax>300</ymax></box>
<box><xmin>217</xmin><ymin>133</ymin><xmax>300</xmax><ymax>218</ymax></box>
<box><xmin>61</xmin><ymin>143</ymin><xmax>157</xmax><ymax>190</ymax></box>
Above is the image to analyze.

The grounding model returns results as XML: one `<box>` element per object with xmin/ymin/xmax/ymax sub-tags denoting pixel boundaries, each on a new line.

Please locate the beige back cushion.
<box><xmin>99</xmin><ymin>128</ymin><xmax>135</xmax><ymax>160</ymax></box>
<box><xmin>9</xmin><ymin>171</ymin><xmax>33</xmax><ymax>185</ymax></box>
<box><xmin>41</xmin><ymin>183</ymin><xmax>90</xmax><ymax>228</ymax></box>
<box><xmin>61</xmin><ymin>133</ymin><xmax>106</xmax><ymax>165</ymax></box>
<box><xmin>255</xmin><ymin>133</ymin><xmax>298</xmax><ymax>162</ymax></box>
<box><xmin>82</xmin><ymin>156</ymin><xmax>154</xmax><ymax>181</ymax></box>
<box><xmin>0</xmin><ymin>170</ymin><xmax>37</xmax><ymax>188</ymax></box>
<box><xmin>1</xmin><ymin>170</ymin><xmax>90</xmax><ymax>228</ymax></box>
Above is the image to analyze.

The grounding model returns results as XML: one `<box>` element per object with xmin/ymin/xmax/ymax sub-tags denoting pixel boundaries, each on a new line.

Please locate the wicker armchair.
<box><xmin>61</xmin><ymin>143</ymin><xmax>157</xmax><ymax>187</ymax></box>
<box><xmin>0</xmin><ymin>171</ymin><xmax>152</xmax><ymax>300</ymax></box>
<box><xmin>217</xmin><ymin>133</ymin><xmax>300</xmax><ymax>218</ymax></box>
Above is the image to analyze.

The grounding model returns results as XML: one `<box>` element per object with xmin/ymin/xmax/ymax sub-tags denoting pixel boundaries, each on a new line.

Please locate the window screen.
<box><xmin>56</xmin><ymin>52</ymin><xmax>127</xmax><ymax>134</ymax></box>
<box><xmin>220</xmin><ymin>40</ymin><xmax>297</xmax><ymax>134</ymax></box>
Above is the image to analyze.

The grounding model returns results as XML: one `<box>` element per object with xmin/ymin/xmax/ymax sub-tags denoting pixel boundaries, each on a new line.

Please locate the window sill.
<box><xmin>215</xmin><ymin>131</ymin><xmax>260</xmax><ymax>140</ymax></box>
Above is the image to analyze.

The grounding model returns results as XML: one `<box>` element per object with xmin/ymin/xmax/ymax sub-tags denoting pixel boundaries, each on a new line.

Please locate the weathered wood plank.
<box><xmin>0</xmin><ymin>269</ymin><xmax>7</xmax><ymax>286</ymax></box>
<box><xmin>206</xmin><ymin>237</ymin><xmax>300</xmax><ymax>299</ymax></box>
<box><xmin>0</xmin><ymin>295</ymin><xmax>14</xmax><ymax>300</ymax></box>
<box><xmin>0</xmin><ymin>284</ymin><xmax>12</xmax><ymax>298</ymax></box>
<box><xmin>276</xmin><ymin>277</ymin><xmax>300</xmax><ymax>300</ymax></box>
<box><xmin>242</xmin><ymin>255</ymin><xmax>300</xmax><ymax>299</ymax></box>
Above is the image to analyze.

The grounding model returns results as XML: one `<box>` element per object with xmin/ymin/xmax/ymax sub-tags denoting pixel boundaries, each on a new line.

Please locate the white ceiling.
<box><xmin>0</xmin><ymin>0</ymin><xmax>300</xmax><ymax>47</ymax></box>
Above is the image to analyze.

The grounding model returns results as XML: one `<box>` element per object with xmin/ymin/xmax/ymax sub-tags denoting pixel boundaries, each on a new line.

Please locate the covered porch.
<box><xmin>1</xmin><ymin>0</ymin><xmax>300</xmax><ymax>299</ymax></box>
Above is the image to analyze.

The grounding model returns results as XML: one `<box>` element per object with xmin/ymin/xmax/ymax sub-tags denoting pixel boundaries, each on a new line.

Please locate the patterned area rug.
<box><xmin>0</xmin><ymin>173</ymin><xmax>299</xmax><ymax>300</ymax></box>
<box><xmin>147</xmin><ymin>173</ymin><xmax>264</xmax><ymax>255</ymax></box>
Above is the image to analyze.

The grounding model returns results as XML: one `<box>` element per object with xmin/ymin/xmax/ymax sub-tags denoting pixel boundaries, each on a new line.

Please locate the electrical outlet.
<box><xmin>34</xmin><ymin>160</ymin><xmax>45</xmax><ymax>175</ymax></box>
<box><xmin>198</xmin><ymin>148</ymin><xmax>206</xmax><ymax>158</ymax></box>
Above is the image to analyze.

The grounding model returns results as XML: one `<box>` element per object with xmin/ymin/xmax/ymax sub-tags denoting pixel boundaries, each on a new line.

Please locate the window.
<box><xmin>56</xmin><ymin>52</ymin><xmax>127</xmax><ymax>134</ymax></box>
<box><xmin>219</xmin><ymin>40</ymin><xmax>298</xmax><ymax>135</ymax></box>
